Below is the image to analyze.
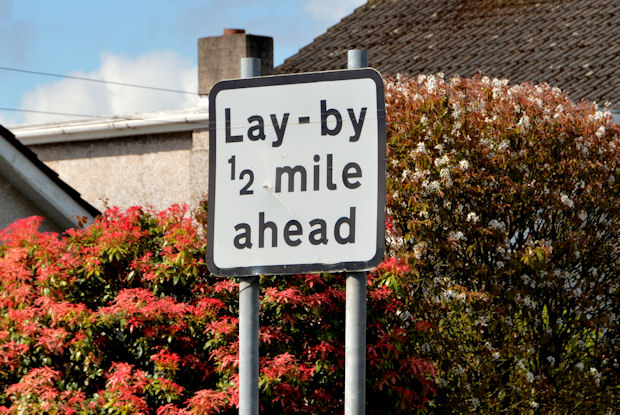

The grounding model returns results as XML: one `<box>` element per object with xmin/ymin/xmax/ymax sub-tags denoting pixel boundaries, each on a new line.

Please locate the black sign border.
<box><xmin>207</xmin><ymin>68</ymin><xmax>386</xmax><ymax>277</ymax></box>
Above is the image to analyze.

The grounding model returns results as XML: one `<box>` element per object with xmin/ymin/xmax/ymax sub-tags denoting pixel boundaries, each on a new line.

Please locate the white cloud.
<box><xmin>0</xmin><ymin>0</ymin><xmax>33</xmax><ymax>63</ymax></box>
<box><xmin>20</xmin><ymin>50</ymin><xmax>198</xmax><ymax>124</ymax></box>
<box><xmin>302</xmin><ymin>0</ymin><xmax>366</xmax><ymax>22</ymax></box>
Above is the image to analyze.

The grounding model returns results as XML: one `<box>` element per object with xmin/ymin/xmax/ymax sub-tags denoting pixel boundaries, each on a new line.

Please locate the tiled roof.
<box><xmin>276</xmin><ymin>0</ymin><xmax>619</xmax><ymax>108</ymax></box>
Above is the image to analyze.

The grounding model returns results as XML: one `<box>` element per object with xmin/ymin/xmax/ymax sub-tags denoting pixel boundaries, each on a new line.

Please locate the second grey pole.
<box><xmin>238</xmin><ymin>56</ymin><xmax>261</xmax><ymax>415</ymax></box>
<box><xmin>345</xmin><ymin>49</ymin><xmax>368</xmax><ymax>415</ymax></box>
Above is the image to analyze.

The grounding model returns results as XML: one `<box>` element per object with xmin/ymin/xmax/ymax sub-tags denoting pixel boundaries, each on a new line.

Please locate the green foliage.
<box><xmin>384</xmin><ymin>73</ymin><xmax>619</xmax><ymax>413</ymax></box>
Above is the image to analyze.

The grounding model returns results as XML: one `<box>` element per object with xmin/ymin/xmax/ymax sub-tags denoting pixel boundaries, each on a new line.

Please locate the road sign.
<box><xmin>207</xmin><ymin>69</ymin><xmax>385</xmax><ymax>276</ymax></box>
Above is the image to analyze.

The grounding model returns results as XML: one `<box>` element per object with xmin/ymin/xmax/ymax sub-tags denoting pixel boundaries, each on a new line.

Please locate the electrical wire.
<box><xmin>0</xmin><ymin>107</ymin><xmax>211</xmax><ymax>126</ymax></box>
<box><xmin>0</xmin><ymin>65</ymin><xmax>197</xmax><ymax>95</ymax></box>
<box><xmin>0</xmin><ymin>107</ymin><xmax>109</xmax><ymax>119</ymax></box>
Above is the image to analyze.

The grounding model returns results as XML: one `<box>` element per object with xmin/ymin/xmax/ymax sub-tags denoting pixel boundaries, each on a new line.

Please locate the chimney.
<box><xmin>198</xmin><ymin>29</ymin><xmax>273</xmax><ymax>95</ymax></box>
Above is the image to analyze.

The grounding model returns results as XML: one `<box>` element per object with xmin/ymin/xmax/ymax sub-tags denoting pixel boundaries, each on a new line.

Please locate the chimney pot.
<box><xmin>198</xmin><ymin>31</ymin><xmax>273</xmax><ymax>95</ymax></box>
<box><xmin>223</xmin><ymin>28</ymin><xmax>245</xmax><ymax>35</ymax></box>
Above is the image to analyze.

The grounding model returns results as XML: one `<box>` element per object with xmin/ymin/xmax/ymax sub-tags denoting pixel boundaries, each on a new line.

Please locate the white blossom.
<box><xmin>471</xmin><ymin>397</ymin><xmax>479</xmax><ymax>409</ymax></box>
<box><xmin>424</xmin><ymin>180</ymin><xmax>441</xmax><ymax>193</ymax></box>
<box><xmin>459</xmin><ymin>159</ymin><xmax>470</xmax><ymax>170</ymax></box>
<box><xmin>498</xmin><ymin>139</ymin><xmax>510</xmax><ymax>152</ymax></box>
<box><xmin>517</xmin><ymin>114</ymin><xmax>530</xmax><ymax>130</ymax></box>
<box><xmin>578</xmin><ymin>210</ymin><xmax>588</xmax><ymax>221</ymax></box>
<box><xmin>412</xmin><ymin>242</ymin><xmax>427</xmax><ymax>259</ymax></box>
<box><xmin>425</xmin><ymin>75</ymin><xmax>437</xmax><ymax>93</ymax></box>
<box><xmin>386</xmin><ymin>235</ymin><xmax>405</xmax><ymax>250</ymax></box>
<box><xmin>595</xmin><ymin>125</ymin><xmax>606</xmax><ymax>139</ymax></box>
<box><xmin>489</xmin><ymin>219</ymin><xmax>506</xmax><ymax>232</ymax></box>
<box><xmin>560</xmin><ymin>193</ymin><xmax>574</xmax><ymax>208</ymax></box>
<box><xmin>592</xmin><ymin>110</ymin><xmax>607</xmax><ymax>122</ymax></box>
<box><xmin>533</xmin><ymin>97</ymin><xmax>543</xmax><ymax>108</ymax></box>
<box><xmin>590</xmin><ymin>367</ymin><xmax>602</xmax><ymax>385</ymax></box>
<box><xmin>439</xmin><ymin>167</ymin><xmax>451</xmax><ymax>179</ymax></box>
<box><xmin>412</xmin><ymin>141</ymin><xmax>427</xmax><ymax>155</ymax></box>
<box><xmin>439</xmin><ymin>168</ymin><xmax>453</xmax><ymax>187</ymax></box>
<box><xmin>466</xmin><ymin>212</ymin><xmax>479</xmax><ymax>223</ymax></box>
<box><xmin>449</xmin><ymin>231</ymin><xmax>465</xmax><ymax>242</ymax></box>
<box><xmin>434</xmin><ymin>155</ymin><xmax>450</xmax><ymax>167</ymax></box>
<box><xmin>451</xmin><ymin>102</ymin><xmax>461</xmax><ymax>120</ymax></box>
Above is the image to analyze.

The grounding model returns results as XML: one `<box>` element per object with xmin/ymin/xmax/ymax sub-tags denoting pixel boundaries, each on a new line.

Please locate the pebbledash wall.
<box><xmin>18</xmin><ymin>116</ymin><xmax>209</xmax><ymax>213</ymax></box>
<box><xmin>35</xmin><ymin>133</ymin><xmax>197</xmax><ymax>210</ymax></box>
<box><xmin>0</xmin><ymin>174</ymin><xmax>61</xmax><ymax>233</ymax></box>
<box><xmin>13</xmin><ymin>29</ymin><xmax>273</xmax><ymax>213</ymax></box>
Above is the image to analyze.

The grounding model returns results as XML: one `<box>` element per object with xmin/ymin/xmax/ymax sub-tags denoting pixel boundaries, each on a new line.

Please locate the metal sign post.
<box><xmin>345</xmin><ymin>49</ymin><xmax>368</xmax><ymax>415</ymax></box>
<box><xmin>207</xmin><ymin>52</ymin><xmax>384</xmax><ymax>414</ymax></box>
<box><xmin>238</xmin><ymin>57</ymin><xmax>260</xmax><ymax>415</ymax></box>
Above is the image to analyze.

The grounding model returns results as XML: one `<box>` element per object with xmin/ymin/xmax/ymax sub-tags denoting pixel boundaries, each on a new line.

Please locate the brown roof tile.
<box><xmin>276</xmin><ymin>0</ymin><xmax>619</xmax><ymax>108</ymax></box>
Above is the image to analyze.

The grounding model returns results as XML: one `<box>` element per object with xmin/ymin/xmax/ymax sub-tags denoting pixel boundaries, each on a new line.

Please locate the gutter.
<box><xmin>12</xmin><ymin>106</ymin><xmax>210</xmax><ymax>145</ymax></box>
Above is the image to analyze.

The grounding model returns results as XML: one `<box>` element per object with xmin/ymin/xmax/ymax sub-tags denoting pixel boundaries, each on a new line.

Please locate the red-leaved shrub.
<box><xmin>0</xmin><ymin>206</ymin><xmax>434</xmax><ymax>414</ymax></box>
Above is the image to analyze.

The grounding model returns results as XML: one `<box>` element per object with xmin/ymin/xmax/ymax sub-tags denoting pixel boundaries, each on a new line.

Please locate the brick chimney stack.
<box><xmin>197</xmin><ymin>29</ymin><xmax>273</xmax><ymax>95</ymax></box>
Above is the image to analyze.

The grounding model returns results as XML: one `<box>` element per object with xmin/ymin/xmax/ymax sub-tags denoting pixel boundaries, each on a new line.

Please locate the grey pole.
<box><xmin>345</xmin><ymin>49</ymin><xmax>368</xmax><ymax>415</ymax></box>
<box><xmin>238</xmin><ymin>56</ymin><xmax>261</xmax><ymax>415</ymax></box>
<box><xmin>241</xmin><ymin>57</ymin><xmax>261</xmax><ymax>80</ymax></box>
<box><xmin>347</xmin><ymin>49</ymin><xmax>368</xmax><ymax>70</ymax></box>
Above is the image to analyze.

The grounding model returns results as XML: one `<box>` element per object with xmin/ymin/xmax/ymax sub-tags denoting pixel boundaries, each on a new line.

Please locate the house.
<box><xmin>277</xmin><ymin>0</ymin><xmax>619</xmax><ymax>122</ymax></box>
<box><xmin>10</xmin><ymin>1</ymin><xmax>618</xmax><ymax>212</ymax></box>
<box><xmin>13</xmin><ymin>107</ymin><xmax>211</xmax><ymax>213</ymax></box>
<box><xmin>0</xmin><ymin>124</ymin><xmax>99</xmax><ymax>232</ymax></box>
<box><xmin>12</xmin><ymin>30</ymin><xmax>272</xmax><ymax>213</ymax></box>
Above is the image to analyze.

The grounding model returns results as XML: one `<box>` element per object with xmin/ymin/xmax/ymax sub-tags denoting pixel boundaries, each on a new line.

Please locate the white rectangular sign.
<box><xmin>207</xmin><ymin>69</ymin><xmax>385</xmax><ymax>276</ymax></box>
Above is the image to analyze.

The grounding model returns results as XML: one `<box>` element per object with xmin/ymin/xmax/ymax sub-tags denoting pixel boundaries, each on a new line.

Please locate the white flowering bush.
<box><xmin>384</xmin><ymin>74</ymin><xmax>618</xmax><ymax>413</ymax></box>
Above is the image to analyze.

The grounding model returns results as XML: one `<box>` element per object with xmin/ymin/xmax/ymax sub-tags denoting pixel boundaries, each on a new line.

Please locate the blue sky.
<box><xmin>0</xmin><ymin>0</ymin><xmax>365</xmax><ymax>126</ymax></box>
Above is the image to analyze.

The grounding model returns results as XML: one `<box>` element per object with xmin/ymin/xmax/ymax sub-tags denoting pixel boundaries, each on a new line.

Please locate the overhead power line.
<box><xmin>0</xmin><ymin>65</ymin><xmax>197</xmax><ymax>95</ymax></box>
<box><xmin>0</xmin><ymin>107</ymin><xmax>106</xmax><ymax>119</ymax></box>
<box><xmin>0</xmin><ymin>107</ymin><xmax>211</xmax><ymax>127</ymax></box>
